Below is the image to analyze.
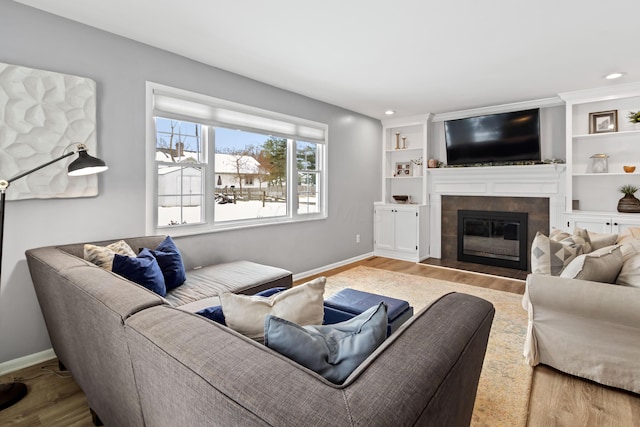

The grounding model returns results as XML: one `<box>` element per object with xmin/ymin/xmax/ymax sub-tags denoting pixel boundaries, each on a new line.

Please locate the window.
<box><xmin>146</xmin><ymin>83</ymin><xmax>327</xmax><ymax>234</ymax></box>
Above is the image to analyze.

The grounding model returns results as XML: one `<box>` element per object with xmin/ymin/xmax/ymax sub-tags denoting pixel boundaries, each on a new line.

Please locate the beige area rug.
<box><xmin>324</xmin><ymin>266</ymin><xmax>532</xmax><ymax>427</ymax></box>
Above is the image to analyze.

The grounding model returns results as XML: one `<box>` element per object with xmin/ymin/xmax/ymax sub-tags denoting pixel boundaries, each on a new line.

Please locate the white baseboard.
<box><xmin>0</xmin><ymin>348</ymin><xmax>56</xmax><ymax>376</ymax></box>
<box><xmin>292</xmin><ymin>252</ymin><xmax>374</xmax><ymax>282</ymax></box>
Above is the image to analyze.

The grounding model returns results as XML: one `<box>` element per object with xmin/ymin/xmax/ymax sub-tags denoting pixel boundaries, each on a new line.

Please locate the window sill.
<box><xmin>151</xmin><ymin>214</ymin><xmax>327</xmax><ymax>237</ymax></box>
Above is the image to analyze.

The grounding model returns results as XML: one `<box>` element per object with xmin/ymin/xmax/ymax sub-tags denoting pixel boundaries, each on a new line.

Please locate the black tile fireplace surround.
<box><xmin>441</xmin><ymin>196</ymin><xmax>550</xmax><ymax>272</ymax></box>
<box><xmin>458</xmin><ymin>210</ymin><xmax>528</xmax><ymax>271</ymax></box>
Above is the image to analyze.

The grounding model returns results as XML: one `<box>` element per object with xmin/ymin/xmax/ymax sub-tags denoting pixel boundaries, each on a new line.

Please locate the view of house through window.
<box><xmin>149</xmin><ymin>84</ymin><xmax>327</xmax><ymax>232</ymax></box>
<box><xmin>155</xmin><ymin>117</ymin><xmax>324</xmax><ymax>228</ymax></box>
<box><xmin>214</xmin><ymin>127</ymin><xmax>288</xmax><ymax>222</ymax></box>
<box><xmin>156</xmin><ymin>118</ymin><xmax>205</xmax><ymax>226</ymax></box>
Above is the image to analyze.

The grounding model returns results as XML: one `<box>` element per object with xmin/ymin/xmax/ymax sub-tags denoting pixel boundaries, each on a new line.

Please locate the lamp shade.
<box><xmin>67</xmin><ymin>149</ymin><xmax>108</xmax><ymax>176</ymax></box>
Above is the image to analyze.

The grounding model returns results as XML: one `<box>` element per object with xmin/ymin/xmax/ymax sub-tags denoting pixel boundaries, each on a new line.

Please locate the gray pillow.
<box><xmin>559</xmin><ymin>245</ymin><xmax>622</xmax><ymax>283</ymax></box>
<box><xmin>264</xmin><ymin>302</ymin><xmax>387</xmax><ymax>384</ymax></box>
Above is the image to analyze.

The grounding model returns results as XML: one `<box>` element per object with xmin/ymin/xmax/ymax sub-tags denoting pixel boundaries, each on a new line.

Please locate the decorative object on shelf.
<box><xmin>589</xmin><ymin>153</ymin><xmax>609</xmax><ymax>173</ymax></box>
<box><xmin>624</xmin><ymin>165</ymin><xmax>636</xmax><ymax>173</ymax></box>
<box><xmin>628</xmin><ymin>111</ymin><xmax>640</xmax><ymax>130</ymax></box>
<box><xmin>589</xmin><ymin>110</ymin><xmax>618</xmax><ymax>134</ymax></box>
<box><xmin>395</xmin><ymin>132</ymin><xmax>401</xmax><ymax>150</ymax></box>
<box><xmin>411</xmin><ymin>157</ymin><xmax>423</xmax><ymax>177</ymax></box>
<box><xmin>395</xmin><ymin>162</ymin><xmax>412</xmax><ymax>177</ymax></box>
<box><xmin>392</xmin><ymin>195</ymin><xmax>409</xmax><ymax>204</ymax></box>
<box><xmin>402</xmin><ymin>136</ymin><xmax>407</xmax><ymax>149</ymax></box>
<box><xmin>617</xmin><ymin>184</ymin><xmax>640</xmax><ymax>213</ymax></box>
<box><xmin>427</xmin><ymin>158</ymin><xmax>439</xmax><ymax>168</ymax></box>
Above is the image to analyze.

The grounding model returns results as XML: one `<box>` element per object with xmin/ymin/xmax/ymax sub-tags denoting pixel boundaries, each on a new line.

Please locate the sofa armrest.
<box><xmin>525</xmin><ymin>273</ymin><xmax>640</xmax><ymax>327</ymax></box>
<box><xmin>125</xmin><ymin>292</ymin><xmax>494</xmax><ymax>427</ymax></box>
<box><xmin>523</xmin><ymin>273</ymin><xmax>640</xmax><ymax>393</ymax></box>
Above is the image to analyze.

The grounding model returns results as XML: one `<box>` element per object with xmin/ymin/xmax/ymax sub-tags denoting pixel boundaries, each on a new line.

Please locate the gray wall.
<box><xmin>0</xmin><ymin>2</ymin><xmax>381</xmax><ymax>365</ymax></box>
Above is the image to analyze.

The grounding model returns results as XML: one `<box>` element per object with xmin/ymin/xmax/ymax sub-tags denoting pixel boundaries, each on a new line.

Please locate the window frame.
<box><xmin>145</xmin><ymin>82</ymin><xmax>328</xmax><ymax>236</ymax></box>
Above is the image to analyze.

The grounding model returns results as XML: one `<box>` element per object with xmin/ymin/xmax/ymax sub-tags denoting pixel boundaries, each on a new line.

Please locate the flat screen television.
<box><xmin>444</xmin><ymin>108</ymin><xmax>541</xmax><ymax>166</ymax></box>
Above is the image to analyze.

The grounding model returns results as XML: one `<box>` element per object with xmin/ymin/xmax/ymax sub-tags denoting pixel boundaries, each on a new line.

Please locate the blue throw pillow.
<box><xmin>148</xmin><ymin>236</ymin><xmax>186</xmax><ymax>290</ymax></box>
<box><xmin>113</xmin><ymin>248</ymin><xmax>167</xmax><ymax>296</ymax></box>
<box><xmin>197</xmin><ymin>287</ymin><xmax>288</xmax><ymax>325</ymax></box>
<box><xmin>264</xmin><ymin>302</ymin><xmax>387</xmax><ymax>384</ymax></box>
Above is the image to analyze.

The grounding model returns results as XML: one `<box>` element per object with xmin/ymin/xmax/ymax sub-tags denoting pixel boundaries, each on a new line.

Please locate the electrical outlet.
<box><xmin>356</xmin><ymin>234</ymin><xmax>361</xmax><ymax>243</ymax></box>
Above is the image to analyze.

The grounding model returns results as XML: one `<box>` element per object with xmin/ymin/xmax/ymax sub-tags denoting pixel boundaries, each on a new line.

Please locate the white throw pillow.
<box><xmin>616</xmin><ymin>253</ymin><xmax>640</xmax><ymax>288</ymax></box>
<box><xmin>84</xmin><ymin>240</ymin><xmax>137</xmax><ymax>270</ymax></box>
<box><xmin>220</xmin><ymin>277</ymin><xmax>326</xmax><ymax>340</ymax></box>
<box><xmin>619</xmin><ymin>240</ymin><xmax>640</xmax><ymax>262</ymax></box>
<box><xmin>560</xmin><ymin>245</ymin><xmax>623</xmax><ymax>283</ymax></box>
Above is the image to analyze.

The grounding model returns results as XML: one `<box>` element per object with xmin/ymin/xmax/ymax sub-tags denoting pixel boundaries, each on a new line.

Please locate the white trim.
<box><xmin>432</xmin><ymin>97</ymin><xmax>563</xmax><ymax>122</ymax></box>
<box><xmin>0</xmin><ymin>349</ymin><xmax>56</xmax><ymax>375</ymax></box>
<box><xmin>292</xmin><ymin>252</ymin><xmax>374</xmax><ymax>282</ymax></box>
<box><xmin>381</xmin><ymin>113</ymin><xmax>431</xmax><ymax>128</ymax></box>
<box><xmin>558</xmin><ymin>81</ymin><xmax>640</xmax><ymax>104</ymax></box>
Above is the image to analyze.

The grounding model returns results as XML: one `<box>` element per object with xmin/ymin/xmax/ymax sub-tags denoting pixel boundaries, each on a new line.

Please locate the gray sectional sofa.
<box><xmin>26</xmin><ymin>235</ymin><xmax>495</xmax><ymax>426</ymax></box>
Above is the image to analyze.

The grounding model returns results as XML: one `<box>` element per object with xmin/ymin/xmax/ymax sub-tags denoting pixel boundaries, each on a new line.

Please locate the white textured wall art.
<box><xmin>0</xmin><ymin>62</ymin><xmax>99</xmax><ymax>200</ymax></box>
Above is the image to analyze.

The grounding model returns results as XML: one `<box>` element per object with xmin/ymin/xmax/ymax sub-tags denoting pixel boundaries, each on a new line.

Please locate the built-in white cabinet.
<box><xmin>559</xmin><ymin>82</ymin><xmax>640</xmax><ymax>227</ymax></box>
<box><xmin>374</xmin><ymin>203</ymin><xmax>428</xmax><ymax>262</ymax></box>
<box><xmin>375</xmin><ymin>115</ymin><xmax>430</xmax><ymax>262</ymax></box>
<box><xmin>565</xmin><ymin>212</ymin><xmax>640</xmax><ymax>234</ymax></box>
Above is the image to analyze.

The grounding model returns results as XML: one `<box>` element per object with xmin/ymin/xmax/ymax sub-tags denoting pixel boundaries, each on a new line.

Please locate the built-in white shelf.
<box><xmin>573</xmin><ymin>129</ymin><xmax>640</xmax><ymax>140</ymax></box>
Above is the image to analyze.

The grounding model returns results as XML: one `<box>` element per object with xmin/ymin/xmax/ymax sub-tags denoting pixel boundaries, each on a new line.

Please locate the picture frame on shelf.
<box><xmin>589</xmin><ymin>110</ymin><xmax>618</xmax><ymax>134</ymax></box>
<box><xmin>395</xmin><ymin>162</ymin><xmax>412</xmax><ymax>177</ymax></box>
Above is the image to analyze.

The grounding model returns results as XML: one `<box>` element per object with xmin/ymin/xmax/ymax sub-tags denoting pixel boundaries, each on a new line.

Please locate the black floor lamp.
<box><xmin>0</xmin><ymin>143</ymin><xmax>108</xmax><ymax>411</ymax></box>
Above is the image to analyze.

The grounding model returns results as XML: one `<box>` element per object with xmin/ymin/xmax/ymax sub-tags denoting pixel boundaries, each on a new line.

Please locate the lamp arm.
<box><xmin>0</xmin><ymin>150</ymin><xmax>76</xmax><ymax>191</ymax></box>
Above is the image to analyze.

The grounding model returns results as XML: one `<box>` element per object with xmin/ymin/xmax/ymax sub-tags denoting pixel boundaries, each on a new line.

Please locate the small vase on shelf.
<box><xmin>617</xmin><ymin>185</ymin><xmax>640</xmax><ymax>213</ymax></box>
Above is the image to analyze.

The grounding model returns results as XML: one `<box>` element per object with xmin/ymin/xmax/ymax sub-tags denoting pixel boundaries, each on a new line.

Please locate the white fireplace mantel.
<box><xmin>427</xmin><ymin>164</ymin><xmax>566</xmax><ymax>258</ymax></box>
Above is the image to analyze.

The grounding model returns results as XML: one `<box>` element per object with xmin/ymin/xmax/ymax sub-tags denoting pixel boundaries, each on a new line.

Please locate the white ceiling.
<box><xmin>14</xmin><ymin>0</ymin><xmax>640</xmax><ymax>119</ymax></box>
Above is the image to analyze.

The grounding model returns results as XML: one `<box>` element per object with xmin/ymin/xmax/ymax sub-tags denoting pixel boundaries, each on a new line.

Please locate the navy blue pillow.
<box><xmin>113</xmin><ymin>248</ymin><xmax>167</xmax><ymax>296</ymax></box>
<box><xmin>197</xmin><ymin>287</ymin><xmax>288</xmax><ymax>325</ymax></box>
<box><xmin>149</xmin><ymin>236</ymin><xmax>186</xmax><ymax>291</ymax></box>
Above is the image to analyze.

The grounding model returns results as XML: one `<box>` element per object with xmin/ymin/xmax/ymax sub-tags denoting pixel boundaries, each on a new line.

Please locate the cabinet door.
<box><xmin>374</xmin><ymin>207</ymin><xmax>396</xmax><ymax>251</ymax></box>
<box><xmin>566</xmin><ymin>215</ymin><xmax>612</xmax><ymax>233</ymax></box>
<box><xmin>613</xmin><ymin>218</ymin><xmax>640</xmax><ymax>235</ymax></box>
<box><xmin>394</xmin><ymin>209</ymin><xmax>418</xmax><ymax>254</ymax></box>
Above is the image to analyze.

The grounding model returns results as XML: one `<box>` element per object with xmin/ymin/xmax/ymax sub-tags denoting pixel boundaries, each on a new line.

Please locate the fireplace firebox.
<box><xmin>457</xmin><ymin>210</ymin><xmax>528</xmax><ymax>271</ymax></box>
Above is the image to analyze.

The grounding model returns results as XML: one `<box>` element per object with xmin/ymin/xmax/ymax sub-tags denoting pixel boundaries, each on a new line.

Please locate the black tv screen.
<box><xmin>444</xmin><ymin>109</ymin><xmax>541</xmax><ymax>166</ymax></box>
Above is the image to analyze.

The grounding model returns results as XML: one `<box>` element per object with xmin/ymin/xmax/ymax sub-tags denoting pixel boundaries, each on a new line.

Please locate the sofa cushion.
<box><xmin>560</xmin><ymin>245</ymin><xmax>623</xmax><ymax>283</ymax></box>
<box><xmin>219</xmin><ymin>277</ymin><xmax>325</xmax><ymax>340</ymax></box>
<box><xmin>616</xmin><ymin>227</ymin><xmax>640</xmax><ymax>244</ymax></box>
<box><xmin>84</xmin><ymin>240</ymin><xmax>137</xmax><ymax>270</ymax></box>
<box><xmin>531</xmin><ymin>231</ymin><xmax>587</xmax><ymax>275</ymax></box>
<box><xmin>196</xmin><ymin>287</ymin><xmax>288</xmax><ymax>325</ymax></box>
<box><xmin>163</xmin><ymin>260</ymin><xmax>292</xmax><ymax>307</ymax></box>
<box><xmin>148</xmin><ymin>236</ymin><xmax>186</xmax><ymax>291</ymax></box>
<box><xmin>586</xmin><ymin>231</ymin><xmax>619</xmax><ymax>251</ymax></box>
<box><xmin>113</xmin><ymin>248</ymin><xmax>167</xmax><ymax>296</ymax></box>
<box><xmin>264</xmin><ymin>302</ymin><xmax>387</xmax><ymax>384</ymax></box>
<box><xmin>616</xmin><ymin>253</ymin><xmax>640</xmax><ymax>287</ymax></box>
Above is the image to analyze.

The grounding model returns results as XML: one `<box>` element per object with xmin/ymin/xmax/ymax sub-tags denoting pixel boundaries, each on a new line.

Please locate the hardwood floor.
<box><xmin>302</xmin><ymin>257</ymin><xmax>639</xmax><ymax>427</ymax></box>
<box><xmin>1</xmin><ymin>257</ymin><xmax>637</xmax><ymax>426</ymax></box>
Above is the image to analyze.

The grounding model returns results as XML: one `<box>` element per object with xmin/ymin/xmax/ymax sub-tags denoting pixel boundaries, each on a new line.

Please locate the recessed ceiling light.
<box><xmin>605</xmin><ymin>72</ymin><xmax>624</xmax><ymax>80</ymax></box>
<box><xmin>385</xmin><ymin>110</ymin><xmax>395</xmax><ymax>115</ymax></box>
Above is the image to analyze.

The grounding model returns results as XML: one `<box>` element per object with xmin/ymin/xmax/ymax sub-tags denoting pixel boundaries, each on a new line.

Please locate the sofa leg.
<box><xmin>57</xmin><ymin>360</ymin><xmax>67</xmax><ymax>372</ymax></box>
<box><xmin>90</xmin><ymin>408</ymin><xmax>104</xmax><ymax>426</ymax></box>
